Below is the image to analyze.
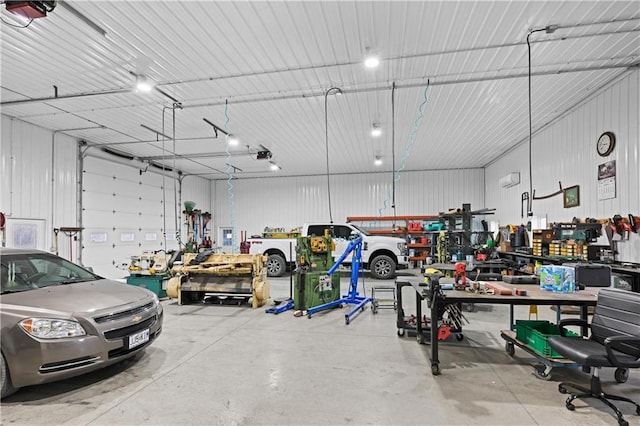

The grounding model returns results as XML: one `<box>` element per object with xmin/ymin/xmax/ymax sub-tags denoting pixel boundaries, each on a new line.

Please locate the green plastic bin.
<box><xmin>515</xmin><ymin>320</ymin><xmax>579</xmax><ymax>359</ymax></box>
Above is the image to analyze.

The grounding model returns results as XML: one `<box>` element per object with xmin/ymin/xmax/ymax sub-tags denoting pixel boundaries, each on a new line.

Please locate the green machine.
<box><xmin>126</xmin><ymin>252</ymin><xmax>172</xmax><ymax>298</ymax></box>
<box><xmin>293</xmin><ymin>233</ymin><xmax>341</xmax><ymax>310</ymax></box>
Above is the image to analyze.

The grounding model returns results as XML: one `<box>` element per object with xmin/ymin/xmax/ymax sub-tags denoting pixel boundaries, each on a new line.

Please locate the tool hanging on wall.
<box><xmin>533</xmin><ymin>181</ymin><xmax>564</xmax><ymax>200</ymax></box>
<box><xmin>53</xmin><ymin>228</ymin><xmax>59</xmax><ymax>255</ymax></box>
<box><xmin>0</xmin><ymin>211</ymin><xmax>5</xmax><ymax>248</ymax></box>
<box><xmin>521</xmin><ymin>192</ymin><xmax>529</xmax><ymax>219</ymax></box>
<box><xmin>58</xmin><ymin>227</ymin><xmax>83</xmax><ymax>262</ymax></box>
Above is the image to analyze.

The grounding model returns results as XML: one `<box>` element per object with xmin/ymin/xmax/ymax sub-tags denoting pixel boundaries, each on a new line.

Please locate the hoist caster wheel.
<box><xmin>558</xmin><ymin>385</ymin><xmax>568</xmax><ymax>394</ymax></box>
<box><xmin>456</xmin><ymin>333</ymin><xmax>464</xmax><ymax>341</ymax></box>
<box><xmin>566</xmin><ymin>402</ymin><xmax>575</xmax><ymax>411</ymax></box>
<box><xmin>431</xmin><ymin>364</ymin><xmax>441</xmax><ymax>375</ymax></box>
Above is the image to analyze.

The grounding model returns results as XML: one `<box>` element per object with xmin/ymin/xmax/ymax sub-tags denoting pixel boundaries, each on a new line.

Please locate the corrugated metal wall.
<box><xmin>212</xmin><ymin>168</ymin><xmax>485</xmax><ymax>247</ymax></box>
<box><xmin>4</xmin><ymin>63</ymin><xmax>637</xmax><ymax>271</ymax></box>
<box><xmin>485</xmin><ymin>69</ymin><xmax>639</xmax><ymax>262</ymax></box>
<box><xmin>1</xmin><ymin>116</ymin><xmax>78</xmax><ymax>256</ymax></box>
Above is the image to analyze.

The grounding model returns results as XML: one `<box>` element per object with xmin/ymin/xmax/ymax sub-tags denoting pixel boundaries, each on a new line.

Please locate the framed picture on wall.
<box><xmin>563</xmin><ymin>185</ymin><xmax>580</xmax><ymax>208</ymax></box>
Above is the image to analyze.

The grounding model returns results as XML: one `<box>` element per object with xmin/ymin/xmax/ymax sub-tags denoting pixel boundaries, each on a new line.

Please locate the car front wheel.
<box><xmin>1</xmin><ymin>353</ymin><xmax>17</xmax><ymax>399</ymax></box>
<box><xmin>370</xmin><ymin>255</ymin><xmax>396</xmax><ymax>279</ymax></box>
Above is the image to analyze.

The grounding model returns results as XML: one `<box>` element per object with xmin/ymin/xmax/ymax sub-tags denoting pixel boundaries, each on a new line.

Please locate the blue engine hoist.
<box><xmin>306</xmin><ymin>234</ymin><xmax>375</xmax><ymax>324</ymax></box>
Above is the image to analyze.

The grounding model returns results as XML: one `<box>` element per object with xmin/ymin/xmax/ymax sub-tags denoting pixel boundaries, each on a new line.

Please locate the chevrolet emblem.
<box><xmin>132</xmin><ymin>316</ymin><xmax>142</xmax><ymax>323</ymax></box>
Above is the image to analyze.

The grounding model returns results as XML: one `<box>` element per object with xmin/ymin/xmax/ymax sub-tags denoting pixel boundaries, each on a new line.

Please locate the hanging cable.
<box><xmin>224</xmin><ymin>99</ymin><xmax>237</xmax><ymax>252</ymax></box>
<box><xmin>161</xmin><ymin>107</ymin><xmax>169</xmax><ymax>250</ymax></box>
<box><xmin>378</xmin><ymin>83</ymin><xmax>397</xmax><ymax>219</ymax></box>
<box><xmin>378</xmin><ymin>81</ymin><xmax>431</xmax><ymax>216</ymax></box>
<box><xmin>527</xmin><ymin>25</ymin><xmax>557</xmax><ymax>217</ymax></box>
<box><xmin>324</xmin><ymin>87</ymin><xmax>342</xmax><ymax>223</ymax></box>
<box><xmin>162</xmin><ymin>103</ymin><xmax>183</xmax><ymax>250</ymax></box>
<box><xmin>391</xmin><ymin>82</ymin><xmax>397</xmax><ymax>222</ymax></box>
<box><xmin>172</xmin><ymin>103</ymin><xmax>181</xmax><ymax>246</ymax></box>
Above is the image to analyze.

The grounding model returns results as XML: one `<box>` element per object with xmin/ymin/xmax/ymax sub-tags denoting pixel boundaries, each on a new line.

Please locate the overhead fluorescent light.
<box><xmin>371</xmin><ymin>124</ymin><xmax>382</xmax><ymax>137</ymax></box>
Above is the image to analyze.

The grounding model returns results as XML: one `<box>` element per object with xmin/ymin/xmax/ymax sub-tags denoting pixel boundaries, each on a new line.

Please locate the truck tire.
<box><xmin>370</xmin><ymin>255</ymin><xmax>396</xmax><ymax>280</ymax></box>
<box><xmin>265</xmin><ymin>254</ymin><xmax>286</xmax><ymax>277</ymax></box>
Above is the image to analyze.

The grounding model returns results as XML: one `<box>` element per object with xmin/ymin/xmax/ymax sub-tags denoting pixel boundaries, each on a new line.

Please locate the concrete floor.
<box><xmin>1</xmin><ymin>269</ymin><xmax>639</xmax><ymax>426</ymax></box>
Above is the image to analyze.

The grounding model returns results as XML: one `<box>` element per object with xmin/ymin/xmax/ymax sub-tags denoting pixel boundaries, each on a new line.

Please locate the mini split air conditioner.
<box><xmin>499</xmin><ymin>172</ymin><xmax>520</xmax><ymax>188</ymax></box>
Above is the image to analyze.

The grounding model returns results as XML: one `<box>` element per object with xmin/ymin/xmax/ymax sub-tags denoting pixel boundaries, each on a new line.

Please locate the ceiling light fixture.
<box><xmin>269</xmin><ymin>161</ymin><xmax>280</xmax><ymax>171</ymax></box>
<box><xmin>364</xmin><ymin>55</ymin><xmax>380</xmax><ymax>68</ymax></box>
<box><xmin>371</xmin><ymin>124</ymin><xmax>382</xmax><ymax>137</ymax></box>
<box><xmin>227</xmin><ymin>134</ymin><xmax>239</xmax><ymax>146</ymax></box>
<box><xmin>135</xmin><ymin>75</ymin><xmax>153</xmax><ymax>93</ymax></box>
<box><xmin>374</xmin><ymin>156</ymin><xmax>383</xmax><ymax>166</ymax></box>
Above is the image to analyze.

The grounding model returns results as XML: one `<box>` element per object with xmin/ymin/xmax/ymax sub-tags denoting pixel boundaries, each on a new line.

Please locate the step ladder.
<box><xmin>371</xmin><ymin>285</ymin><xmax>397</xmax><ymax>311</ymax></box>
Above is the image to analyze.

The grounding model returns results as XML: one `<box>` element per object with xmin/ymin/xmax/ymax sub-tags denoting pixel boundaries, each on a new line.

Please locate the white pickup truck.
<box><xmin>246</xmin><ymin>223</ymin><xmax>409</xmax><ymax>279</ymax></box>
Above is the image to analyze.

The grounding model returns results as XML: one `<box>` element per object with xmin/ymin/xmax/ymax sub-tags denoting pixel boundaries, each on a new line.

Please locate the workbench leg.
<box><xmin>430</xmin><ymin>299</ymin><xmax>440</xmax><ymax>375</ymax></box>
<box><xmin>509</xmin><ymin>304</ymin><xmax>515</xmax><ymax>330</ymax></box>
<box><xmin>415</xmin><ymin>292</ymin><xmax>423</xmax><ymax>343</ymax></box>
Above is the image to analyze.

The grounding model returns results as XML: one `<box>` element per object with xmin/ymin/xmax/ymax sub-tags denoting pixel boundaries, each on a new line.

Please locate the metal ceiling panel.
<box><xmin>1</xmin><ymin>1</ymin><xmax>638</xmax><ymax>179</ymax></box>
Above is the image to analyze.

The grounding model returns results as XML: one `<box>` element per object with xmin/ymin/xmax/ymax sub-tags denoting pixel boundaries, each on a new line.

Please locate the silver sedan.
<box><xmin>1</xmin><ymin>248</ymin><xmax>163</xmax><ymax>398</ymax></box>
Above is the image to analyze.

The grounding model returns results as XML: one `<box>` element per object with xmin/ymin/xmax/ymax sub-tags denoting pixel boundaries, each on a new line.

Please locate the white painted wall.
<box><xmin>486</xmin><ymin>69</ymin><xmax>640</xmax><ymax>263</ymax></box>
<box><xmin>212</xmin><ymin>168</ymin><xmax>486</xmax><ymax>250</ymax></box>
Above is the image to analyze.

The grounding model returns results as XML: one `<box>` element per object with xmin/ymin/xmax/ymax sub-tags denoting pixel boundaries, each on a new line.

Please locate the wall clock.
<box><xmin>597</xmin><ymin>131</ymin><xmax>616</xmax><ymax>157</ymax></box>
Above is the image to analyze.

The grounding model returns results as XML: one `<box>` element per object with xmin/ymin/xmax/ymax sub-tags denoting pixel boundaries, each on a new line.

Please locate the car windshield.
<box><xmin>1</xmin><ymin>252</ymin><xmax>101</xmax><ymax>294</ymax></box>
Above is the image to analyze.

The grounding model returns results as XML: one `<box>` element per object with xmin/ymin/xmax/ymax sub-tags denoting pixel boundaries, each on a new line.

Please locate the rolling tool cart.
<box><xmin>501</xmin><ymin>319</ymin><xmax>631</xmax><ymax>382</ymax></box>
<box><xmin>501</xmin><ymin>320</ymin><xmax>581</xmax><ymax>381</ymax></box>
<box><xmin>395</xmin><ymin>280</ymin><xmax>430</xmax><ymax>338</ymax></box>
<box><xmin>395</xmin><ymin>278</ymin><xmax>466</xmax><ymax>343</ymax></box>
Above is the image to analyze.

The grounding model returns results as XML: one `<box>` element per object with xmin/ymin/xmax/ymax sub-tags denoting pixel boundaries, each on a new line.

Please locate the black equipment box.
<box><xmin>574</xmin><ymin>263</ymin><xmax>611</xmax><ymax>287</ymax></box>
<box><xmin>503</xmin><ymin>275</ymin><xmax>539</xmax><ymax>284</ymax></box>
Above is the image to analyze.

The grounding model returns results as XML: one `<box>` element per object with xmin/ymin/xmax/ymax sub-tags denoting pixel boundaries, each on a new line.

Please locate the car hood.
<box><xmin>1</xmin><ymin>279</ymin><xmax>153</xmax><ymax>316</ymax></box>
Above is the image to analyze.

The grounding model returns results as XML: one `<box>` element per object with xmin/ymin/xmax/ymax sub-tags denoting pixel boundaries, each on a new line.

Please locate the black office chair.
<box><xmin>547</xmin><ymin>288</ymin><xmax>640</xmax><ymax>426</ymax></box>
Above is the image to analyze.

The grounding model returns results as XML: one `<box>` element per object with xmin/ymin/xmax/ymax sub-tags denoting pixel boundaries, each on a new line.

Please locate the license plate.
<box><xmin>128</xmin><ymin>328</ymin><xmax>149</xmax><ymax>349</ymax></box>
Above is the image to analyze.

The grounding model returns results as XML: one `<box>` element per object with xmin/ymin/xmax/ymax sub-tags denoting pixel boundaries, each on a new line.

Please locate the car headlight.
<box><xmin>20</xmin><ymin>318</ymin><xmax>86</xmax><ymax>339</ymax></box>
<box><xmin>151</xmin><ymin>293</ymin><xmax>163</xmax><ymax>313</ymax></box>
